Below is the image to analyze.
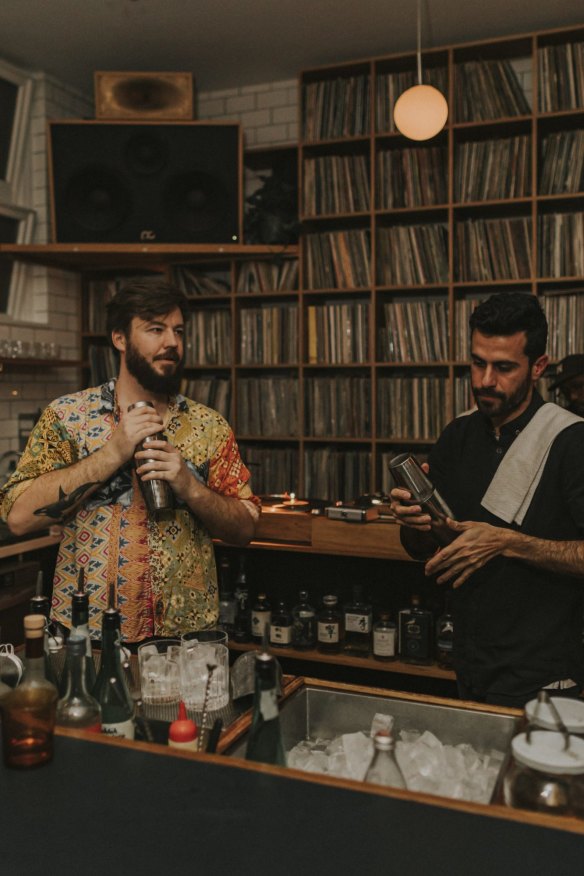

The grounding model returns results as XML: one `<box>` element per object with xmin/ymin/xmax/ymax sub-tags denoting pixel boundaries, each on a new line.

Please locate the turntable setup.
<box><xmin>259</xmin><ymin>493</ymin><xmax>327</xmax><ymax>514</ymax></box>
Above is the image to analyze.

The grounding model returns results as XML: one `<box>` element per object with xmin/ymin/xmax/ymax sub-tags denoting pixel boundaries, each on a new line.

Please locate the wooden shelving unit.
<box><xmin>298</xmin><ymin>22</ymin><xmax>584</xmax><ymax>498</ymax></box>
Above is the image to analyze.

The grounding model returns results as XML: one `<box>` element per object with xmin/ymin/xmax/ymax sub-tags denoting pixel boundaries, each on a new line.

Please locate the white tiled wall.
<box><xmin>0</xmin><ymin>70</ymin><xmax>92</xmax><ymax>457</ymax></box>
<box><xmin>198</xmin><ymin>78</ymin><xmax>298</xmax><ymax>146</ymax></box>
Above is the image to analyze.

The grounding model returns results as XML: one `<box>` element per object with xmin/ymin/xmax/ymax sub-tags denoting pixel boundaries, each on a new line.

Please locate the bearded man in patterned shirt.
<box><xmin>0</xmin><ymin>281</ymin><xmax>260</xmax><ymax>641</ymax></box>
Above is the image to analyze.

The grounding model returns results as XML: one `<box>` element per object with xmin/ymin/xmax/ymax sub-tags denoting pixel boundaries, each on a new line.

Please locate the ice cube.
<box><xmin>342</xmin><ymin>731</ymin><xmax>374</xmax><ymax>781</ymax></box>
<box><xmin>370</xmin><ymin>712</ymin><xmax>395</xmax><ymax>737</ymax></box>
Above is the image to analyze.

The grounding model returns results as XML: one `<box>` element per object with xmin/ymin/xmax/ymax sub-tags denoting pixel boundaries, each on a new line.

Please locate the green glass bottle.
<box><xmin>245</xmin><ymin>651</ymin><xmax>286</xmax><ymax>767</ymax></box>
<box><xmin>60</xmin><ymin>568</ymin><xmax>96</xmax><ymax>695</ymax></box>
<box><xmin>92</xmin><ymin>593</ymin><xmax>135</xmax><ymax>740</ymax></box>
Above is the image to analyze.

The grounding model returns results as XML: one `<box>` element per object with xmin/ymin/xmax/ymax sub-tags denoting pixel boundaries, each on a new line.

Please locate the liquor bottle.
<box><xmin>365</xmin><ymin>730</ymin><xmax>406</xmax><ymax>788</ymax></box>
<box><xmin>28</xmin><ymin>573</ymin><xmax>60</xmax><ymax>690</ymax></box>
<box><xmin>317</xmin><ymin>594</ymin><xmax>344</xmax><ymax>654</ymax></box>
<box><xmin>217</xmin><ymin>556</ymin><xmax>237</xmax><ymax>637</ymax></box>
<box><xmin>291</xmin><ymin>590</ymin><xmax>316</xmax><ymax>651</ymax></box>
<box><xmin>92</xmin><ymin>590</ymin><xmax>135</xmax><ymax>739</ymax></box>
<box><xmin>245</xmin><ymin>651</ymin><xmax>286</xmax><ymax>766</ymax></box>
<box><xmin>251</xmin><ymin>593</ymin><xmax>272</xmax><ymax>641</ymax></box>
<box><xmin>168</xmin><ymin>701</ymin><xmax>198</xmax><ymax>752</ymax></box>
<box><xmin>233</xmin><ymin>588</ymin><xmax>251</xmax><ymax>643</ymax></box>
<box><xmin>343</xmin><ymin>584</ymin><xmax>372</xmax><ymax>656</ymax></box>
<box><xmin>270</xmin><ymin>600</ymin><xmax>293</xmax><ymax>648</ymax></box>
<box><xmin>436</xmin><ymin>591</ymin><xmax>455</xmax><ymax>669</ymax></box>
<box><xmin>0</xmin><ymin>626</ymin><xmax>13</xmax><ymax>699</ymax></box>
<box><xmin>60</xmin><ymin>567</ymin><xmax>96</xmax><ymax>695</ymax></box>
<box><xmin>56</xmin><ymin>635</ymin><xmax>101</xmax><ymax>731</ymax></box>
<box><xmin>401</xmin><ymin>594</ymin><xmax>433</xmax><ymax>665</ymax></box>
<box><xmin>1</xmin><ymin>615</ymin><xmax>59</xmax><ymax>768</ymax></box>
<box><xmin>373</xmin><ymin>611</ymin><xmax>397</xmax><ymax>662</ymax></box>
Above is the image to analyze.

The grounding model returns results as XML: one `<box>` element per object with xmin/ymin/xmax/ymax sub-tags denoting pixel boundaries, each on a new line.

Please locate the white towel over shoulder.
<box><xmin>481</xmin><ymin>403</ymin><xmax>582</xmax><ymax>525</ymax></box>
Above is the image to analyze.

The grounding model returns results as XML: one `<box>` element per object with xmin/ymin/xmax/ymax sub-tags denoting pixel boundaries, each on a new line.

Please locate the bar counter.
<box><xmin>2</xmin><ymin>721</ymin><xmax>584</xmax><ymax>876</ymax></box>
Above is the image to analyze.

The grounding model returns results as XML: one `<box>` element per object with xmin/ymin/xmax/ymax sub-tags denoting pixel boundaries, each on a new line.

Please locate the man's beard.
<box><xmin>125</xmin><ymin>340</ymin><xmax>184</xmax><ymax>395</ymax></box>
<box><xmin>472</xmin><ymin>371</ymin><xmax>532</xmax><ymax>423</ymax></box>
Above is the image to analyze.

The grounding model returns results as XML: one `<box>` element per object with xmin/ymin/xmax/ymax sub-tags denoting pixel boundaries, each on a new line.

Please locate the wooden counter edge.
<box><xmin>0</xmin><ymin>532</ymin><xmax>61</xmax><ymax>560</ymax></box>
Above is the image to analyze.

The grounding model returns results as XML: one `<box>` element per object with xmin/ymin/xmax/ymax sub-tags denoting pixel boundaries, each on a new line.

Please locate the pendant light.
<box><xmin>393</xmin><ymin>0</ymin><xmax>448</xmax><ymax>141</ymax></box>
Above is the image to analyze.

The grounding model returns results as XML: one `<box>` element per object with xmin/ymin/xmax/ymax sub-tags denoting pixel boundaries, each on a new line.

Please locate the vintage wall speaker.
<box><xmin>94</xmin><ymin>71</ymin><xmax>195</xmax><ymax>120</ymax></box>
<box><xmin>48</xmin><ymin>120</ymin><xmax>242</xmax><ymax>244</ymax></box>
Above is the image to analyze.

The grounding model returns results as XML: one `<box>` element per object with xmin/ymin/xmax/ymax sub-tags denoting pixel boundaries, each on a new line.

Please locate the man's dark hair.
<box><xmin>105</xmin><ymin>281</ymin><xmax>189</xmax><ymax>342</ymax></box>
<box><xmin>469</xmin><ymin>292</ymin><xmax>548</xmax><ymax>363</ymax></box>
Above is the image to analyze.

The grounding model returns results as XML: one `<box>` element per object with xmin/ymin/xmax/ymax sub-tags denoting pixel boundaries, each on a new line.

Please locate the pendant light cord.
<box><xmin>417</xmin><ymin>0</ymin><xmax>422</xmax><ymax>84</ymax></box>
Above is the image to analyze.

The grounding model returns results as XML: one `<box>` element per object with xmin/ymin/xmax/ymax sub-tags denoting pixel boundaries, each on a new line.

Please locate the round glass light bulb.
<box><xmin>393</xmin><ymin>84</ymin><xmax>448</xmax><ymax>141</ymax></box>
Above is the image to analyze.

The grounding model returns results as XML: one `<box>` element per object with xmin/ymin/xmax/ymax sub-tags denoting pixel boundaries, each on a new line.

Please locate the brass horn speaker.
<box><xmin>94</xmin><ymin>72</ymin><xmax>195</xmax><ymax>120</ymax></box>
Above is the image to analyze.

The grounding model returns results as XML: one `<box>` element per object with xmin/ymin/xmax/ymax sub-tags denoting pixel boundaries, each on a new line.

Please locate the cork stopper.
<box><xmin>24</xmin><ymin>614</ymin><xmax>46</xmax><ymax>638</ymax></box>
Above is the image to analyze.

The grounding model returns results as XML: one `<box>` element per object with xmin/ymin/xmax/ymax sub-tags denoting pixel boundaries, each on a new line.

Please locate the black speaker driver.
<box><xmin>64</xmin><ymin>167</ymin><xmax>132</xmax><ymax>233</ymax></box>
<box><xmin>123</xmin><ymin>131</ymin><xmax>170</xmax><ymax>176</ymax></box>
<box><xmin>164</xmin><ymin>171</ymin><xmax>229</xmax><ymax>235</ymax></box>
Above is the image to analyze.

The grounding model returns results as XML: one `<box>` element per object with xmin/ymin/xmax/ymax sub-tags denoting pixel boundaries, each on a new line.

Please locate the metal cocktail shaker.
<box><xmin>388</xmin><ymin>453</ymin><xmax>456</xmax><ymax>547</ymax></box>
<box><xmin>127</xmin><ymin>401</ymin><xmax>174</xmax><ymax>517</ymax></box>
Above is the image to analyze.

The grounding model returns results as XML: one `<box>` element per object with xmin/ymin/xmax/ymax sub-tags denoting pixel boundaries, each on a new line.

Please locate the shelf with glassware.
<box><xmin>298</xmin><ymin>23</ymin><xmax>584</xmax><ymax>495</ymax></box>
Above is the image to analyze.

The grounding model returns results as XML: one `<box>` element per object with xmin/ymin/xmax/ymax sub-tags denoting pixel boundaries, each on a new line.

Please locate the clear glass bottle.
<box><xmin>91</xmin><ymin>596</ymin><xmax>135</xmax><ymax>739</ymax></box>
<box><xmin>365</xmin><ymin>730</ymin><xmax>406</xmax><ymax>788</ymax></box>
<box><xmin>317</xmin><ymin>594</ymin><xmax>344</xmax><ymax>654</ymax></box>
<box><xmin>251</xmin><ymin>593</ymin><xmax>272</xmax><ymax>641</ymax></box>
<box><xmin>245</xmin><ymin>651</ymin><xmax>286</xmax><ymax>767</ymax></box>
<box><xmin>373</xmin><ymin>611</ymin><xmax>397</xmax><ymax>662</ymax></box>
<box><xmin>60</xmin><ymin>568</ymin><xmax>96</xmax><ymax>695</ymax></box>
<box><xmin>217</xmin><ymin>556</ymin><xmax>237</xmax><ymax>637</ymax></box>
<box><xmin>292</xmin><ymin>590</ymin><xmax>316</xmax><ymax>651</ymax></box>
<box><xmin>270</xmin><ymin>600</ymin><xmax>293</xmax><ymax>648</ymax></box>
<box><xmin>436</xmin><ymin>591</ymin><xmax>454</xmax><ymax>669</ymax></box>
<box><xmin>28</xmin><ymin>585</ymin><xmax>60</xmax><ymax>690</ymax></box>
<box><xmin>343</xmin><ymin>584</ymin><xmax>372</xmax><ymax>656</ymax></box>
<box><xmin>401</xmin><ymin>594</ymin><xmax>433</xmax><ymax>665</ymax></box>
<box><xmin>56</xmin><ymin>635</ymin><xmax>101</xmax><ymax>731</ymax></box>
<box><xmin>1</xmin><ymin>615</ymin><xmax>59</xmax><ymax>768</ymax></box>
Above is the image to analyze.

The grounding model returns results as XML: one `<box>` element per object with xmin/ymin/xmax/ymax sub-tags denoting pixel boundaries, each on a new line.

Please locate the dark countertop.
<box><xmin>2</xmin><ymin>731</ymin><xmax>584</xmax><ymax>876</ymax></box>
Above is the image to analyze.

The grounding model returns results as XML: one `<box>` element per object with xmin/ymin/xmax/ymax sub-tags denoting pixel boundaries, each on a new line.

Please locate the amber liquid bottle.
<box><xmin>1</xmin><ymin>615</ymin><xmax>59</xmax><ymax>768</ymax></box>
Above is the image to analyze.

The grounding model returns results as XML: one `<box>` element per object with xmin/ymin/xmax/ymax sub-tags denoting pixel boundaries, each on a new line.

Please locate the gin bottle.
<box><xmin>402</xmin><ymin>594</ymin><xmax>433</xmax><ymax>665</ymax></box>
<box><xmin>245</xmin><ymin>651</ymin><xmax>286</xmax><ymax>767</ymax></box>
<box><xmin>60</xmin><ymin>568</ymin><xmax>96</xmax><ymax>694</ymax></box>
<box><xmin>436</xmin><ymin>591</ymin><xmax>455</xmax><ymax>669</ymax></box>
<box><xmin>217</xmin><ymin>556</ymin><xmax>237</xmax><ymax>636</ymax></box>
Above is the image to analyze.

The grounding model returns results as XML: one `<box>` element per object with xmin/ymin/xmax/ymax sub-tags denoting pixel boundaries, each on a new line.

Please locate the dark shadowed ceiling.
<box><xmin>0</xmin><ymin>0</ymin><xmax>583</xmax><ymax>96</ymax></box>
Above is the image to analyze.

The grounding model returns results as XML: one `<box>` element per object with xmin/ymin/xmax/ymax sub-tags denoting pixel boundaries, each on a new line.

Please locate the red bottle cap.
<box><xmin>168</xmin><ymin>701</ymin><xmax>198</xmax><ymax>743</ymax></box>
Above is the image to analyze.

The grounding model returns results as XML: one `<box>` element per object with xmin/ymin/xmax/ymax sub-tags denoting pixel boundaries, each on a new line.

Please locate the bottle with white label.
<box><xmin>373</xmin><ymin>612</ymin><xmax>397</xmax><ymax>662</ymax></box>
<box><xmin>317</xmin><ymin>594</ymin><xmax>344</xmax><ymax>654</ymax></box>
<box><xmin>343</xmin><ymin>584</ymin><xmax>372</xmax><ymax>656</ymax></box>
<box><xmin>270</xmin><ymin>601</ymin><xmax>293</xmax><ymax>648</ymax></box>
<box><xmin>245</xmin><ymin>651</ymin><xmax>285</xmax><ymax>766</ymax></box>
<box><xmin>92</xmin><ymin>589</ymin><xmax>135</xmax><ymax>740</ymax></box>
<box><xmin>251</xmin><ymin>593</ymin><xmax>272</xmax><ymax>641</ymax></box>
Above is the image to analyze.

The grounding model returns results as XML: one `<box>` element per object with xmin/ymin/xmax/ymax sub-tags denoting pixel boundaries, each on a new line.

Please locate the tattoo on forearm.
<box><xmin>33</xmin><ymin>482</ymin><xmax>100</xmax><ymax>521</ymax></box>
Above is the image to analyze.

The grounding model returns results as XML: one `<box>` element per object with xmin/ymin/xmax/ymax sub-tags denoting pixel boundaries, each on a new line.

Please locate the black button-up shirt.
<box><xmin>429</xmin><ymin>391</ymin><xmax>584</xmax><ymax>699</ymax></box>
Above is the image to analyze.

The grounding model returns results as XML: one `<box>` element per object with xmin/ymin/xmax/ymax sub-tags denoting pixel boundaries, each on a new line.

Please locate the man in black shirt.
<box><xmin>391</xmin><ymin>293</ymin><xmax>584</xmax><ymax>708</ymax></box>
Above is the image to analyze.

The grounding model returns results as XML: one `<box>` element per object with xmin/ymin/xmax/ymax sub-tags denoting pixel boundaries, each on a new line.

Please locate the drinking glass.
<box><xmin>180</xmin><ymin>631</ymin><xmax>229</xmax><ymax>711</ymax></box>
<box><xmin>137</xmin><ymin>638</ymin><xmax>181</xmax><ymax>707</ymax></box>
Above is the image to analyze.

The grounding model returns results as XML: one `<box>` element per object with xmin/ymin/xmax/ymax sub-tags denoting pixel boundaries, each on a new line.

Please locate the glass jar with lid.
<box><xmin>524</xmin><ymin>696</ymin><xmax>584</xmax><ymax>740</ymax></box>
<box><xmin>503</xmin><ymin>730</ymin><xmax>584</xmax><ymax>817</ymax></box>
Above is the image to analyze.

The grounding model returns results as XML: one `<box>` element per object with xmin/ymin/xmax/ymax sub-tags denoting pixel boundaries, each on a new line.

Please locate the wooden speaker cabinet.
<box><xmin>94</xmin><ymin>71</ymin><xmax>195</xmax><ymax>120</ymax></box>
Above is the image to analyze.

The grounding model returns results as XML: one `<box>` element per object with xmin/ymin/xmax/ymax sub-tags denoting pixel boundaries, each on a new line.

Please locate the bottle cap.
<box><xmin>169</xmin><ymin>701</ymin><xmax>198</xmax><ymax>744</ymax></box>
<box><xmin>24</xmin><ymin>614</ymin><xmax>46</xmax><ymax>637</ymax></box>
<box><xmin>323</xmin><ymin>594</ymin><xmax>338</xmax><ymax>606</ymax></box>
<box><xmin>374</xmin><ymin>729</ymin><xmax>395</xmax><ymax>749</ymax></box>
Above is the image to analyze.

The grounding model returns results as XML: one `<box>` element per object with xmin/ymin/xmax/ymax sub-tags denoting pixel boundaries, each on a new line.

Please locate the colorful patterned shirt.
<box><xmin>0</xmin><ymin>380</ymin><xmax>260</xmax><ymax>641</ymax></box>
